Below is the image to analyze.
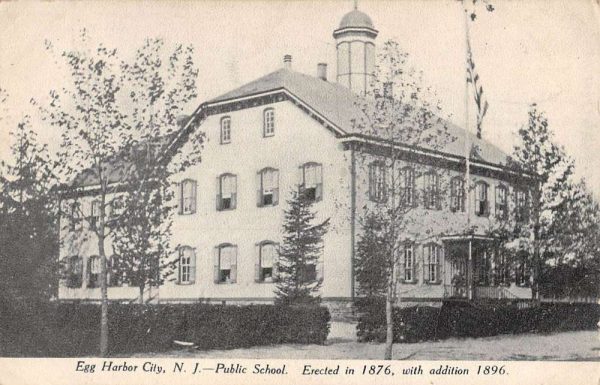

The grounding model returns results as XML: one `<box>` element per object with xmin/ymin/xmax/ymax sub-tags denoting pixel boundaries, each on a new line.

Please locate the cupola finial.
<box><xmin>353</xmin><ymin>0</ymin><xmax>358</xmax><ymax>10</ymax></box>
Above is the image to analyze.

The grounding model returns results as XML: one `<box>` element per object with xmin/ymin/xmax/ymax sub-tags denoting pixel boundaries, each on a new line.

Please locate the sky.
<box><xmin>0</xmin><ymin>0</ymin><xmax>599</xmax><ymax>195</ymax></box>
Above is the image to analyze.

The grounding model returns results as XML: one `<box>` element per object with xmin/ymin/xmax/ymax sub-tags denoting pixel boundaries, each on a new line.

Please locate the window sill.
<box><xmin>263</xmin><ymin>133</ymin><xmax>275</xmax><ymax>138</ymax></box>
<box><xmin>217</xmin><ymin>208</ymin><xmax>236</xmax><ymax>212</ymax></box>
<box><xmin>425</xmin><ymin>281</ymin><xmax>443</xmax><ymax>285</ymax></box>
<box><xmin>400</xmin><ymin>280</ymin><xmax>418</xmax><ymax>285</ymax></box>
<box><xmin>179</xmin><ymin>212</ymin><xmax>196</xmax><ymax>216</ymax></box>
<box><xmin>175</xmin><ymin>282</ymin><xmax>195</xmax><ymax>286</ymax></box>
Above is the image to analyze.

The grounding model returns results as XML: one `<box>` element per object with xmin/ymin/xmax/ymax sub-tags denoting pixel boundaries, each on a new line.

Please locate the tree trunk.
<box><xmin>99</xmin><ymin>230</ymin><xmax>109</xmax><ymax>357</ymax></box>
<box><xmin>139</xmin><ymin>284</ymin><xmax>145</xmax><ymax>305</ymax></box>
<box><xmin>384</xmin><ymin>282</ymin><xmax>394</xmax><ymax>360</ymax></box>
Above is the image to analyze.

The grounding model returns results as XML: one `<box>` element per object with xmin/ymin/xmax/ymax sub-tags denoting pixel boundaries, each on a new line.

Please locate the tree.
<box><xmin>275</xmin><ymin>191</ymin><xmax>329</xmax><ymax>306</ymax></box>
<box><xmin>0</xmin><ymin>113</ymin><xmax>59</xmax><ymax>302</ymax></box>
<box><xmin>41</xmin><ymin>32</ymin><xmax>201</xmax><ymax>356</ymax></box>
<box><xmin>511</xmin><ymin>104</ymin><xmax>575</xmax><ymax>299</ymax></box>
<box><xmin>353</xmin><ymin>40</ymin><xmax>454</xmax><ymax>360</ymax></box>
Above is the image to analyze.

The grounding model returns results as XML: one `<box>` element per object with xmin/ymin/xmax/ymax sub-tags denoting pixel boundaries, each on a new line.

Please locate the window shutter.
<box><xmin>176</xmin><ymin>249</ymin><xmax>181</xmax><ymax>284</ymax></box>
<box><xmin>273</xmin><ymin>170</ymin><xmax>279</xmax><ymax>206</ymax></box>
<box><xmin>316</xmin><ymin>256</ymin><xmax>324</xmax><ymax>283</ymax></box>
<box><xmin>230</xmin><ymin>245</ymin><xmax>238</xmax><ymax>283</ymax></box>
<box><xmin>435</xmin><ymin>177</ymin><xmax>442</xmax><ymax>210</ymax></box>
<box><xmin>231</xmin><ymin>192</ymin><xmax>237</xmax><ymax>210</ymax></box>
<box><xmin>216</xmin><ymin>177</ymin><xmax>222</xmax><ymax>211</ymax></box>
<box><xmin>257</xmin><ymin>172</ymin><xmax>263</xmax><ymax>207</ymax></box>
<box><xmin>213</xmin><ymin>247</ymin><xmax>220</xmax><ymax>283</ymax></box>
<box><xmin>191</xmin><ymin>180</ymin><xmax>197</xmax><ymax>214</ymax></box>
<box><xmin>86</xmin><ymin>257</ymin><xmax>92</xmax><ymax>288</ymax></box>
<box><xmin>273</xmin><ymin>243</ymin><xmax>280</xmax><ymax>282</ymax></box>
<box><xmin>298</xmin><ymin>165</ymin><xmax>305</xmax><ymax>194</ymax></box>
<box><xmin>177</xmin><ymin>182</ymin><xmax>183</xmax><ymax>215</ymax></box>
<box><xmin>399</xmin><ymin>249</ymin><xmax>406</xmax><ymax>283</ymax></box>
<box><xmin>189</xmin><ymin>248</ymin><xmax>196</xmax><ymax>284</ymax></box>
<box><xmin>255</xmin><ymin>243</ymin><xmax>261</xmax><ymax>282</ymax></box>
<box><xmin>368</xmin><ymin>164</ymin><xmax>375</xmax><ymax>200</ymax></box>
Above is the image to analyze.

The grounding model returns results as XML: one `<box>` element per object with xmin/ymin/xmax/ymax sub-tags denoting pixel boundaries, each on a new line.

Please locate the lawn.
<box><xmin>134</xmin><ymin>322</ymin><xmax>600</xmax><ymax>361</ymax></box>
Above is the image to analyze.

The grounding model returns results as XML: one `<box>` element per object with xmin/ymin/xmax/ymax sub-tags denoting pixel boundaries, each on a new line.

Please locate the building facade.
<box><xmin>58</xmin><ymin>8</ymin><xmax>534</xmax><ymax>308</ymax></box>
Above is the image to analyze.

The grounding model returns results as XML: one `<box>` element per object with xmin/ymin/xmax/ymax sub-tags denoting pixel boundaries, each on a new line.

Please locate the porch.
<box><xmin>442</xmin><ymin>235</ymin><xmax>531</xmax><ymax>301</ymax></box>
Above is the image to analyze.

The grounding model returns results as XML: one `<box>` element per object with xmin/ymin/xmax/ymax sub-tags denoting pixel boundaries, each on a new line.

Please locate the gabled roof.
<box><xmin>207</xmin><ymin>68</ymin><xmax>511</xmax><ymax>166</ymax></box>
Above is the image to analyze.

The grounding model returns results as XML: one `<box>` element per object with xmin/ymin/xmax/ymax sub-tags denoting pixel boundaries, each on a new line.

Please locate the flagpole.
<box><xmin>463</xmin><ymin>1</ymin><xmax>473</xmax><ymax>301</ymax></box>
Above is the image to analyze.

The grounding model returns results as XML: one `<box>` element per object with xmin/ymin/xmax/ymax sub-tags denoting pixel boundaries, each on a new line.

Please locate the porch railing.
<box><xmin>444</xmin><ymin>285</ymin><xmax>520</xmax><ymax>300</ymax></box>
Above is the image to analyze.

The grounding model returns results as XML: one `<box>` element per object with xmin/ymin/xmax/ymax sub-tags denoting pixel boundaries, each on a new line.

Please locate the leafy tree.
<box><xmin>511</xmin><ymin>104</ymin><xmax>575</xmax><ymax>298</ymax></box>
<box><xmin>275</xmin><ymin>191</ymin><xmax>329</xmax><ymax>306</ymax></box>
<box><xmin>41</xmin><ymin>32</ymin><xmax>202</xmax><ymax>356</ymax></box>
<box><xmin>0</xmin><ymin>113</ymin><xmax>59</xmax><ymax>302</ymax></box>
<box><xmin>353</xmin><ymin>40</ymin><xmax>454</xmax><ymax>360</ymax></box>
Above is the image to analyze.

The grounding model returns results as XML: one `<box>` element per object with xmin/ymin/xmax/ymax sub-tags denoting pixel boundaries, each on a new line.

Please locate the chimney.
<box><xmin>317</xmin><ymin>63</ymin><xmax>327</xmax><ymax>81</ymax></box>
<box><xmin>283</xmin><ymin>54</ymin><xmax>292</xmax><ymax>70</ymax></box>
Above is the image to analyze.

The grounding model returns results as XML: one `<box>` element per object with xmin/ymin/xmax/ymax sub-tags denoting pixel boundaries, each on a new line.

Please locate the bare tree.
<box><xmin>354</xmin><ymin>40</ymin><xmax>455</xmax><ymax>360</ymax></box>
<box><xmin>41</xmin><ymin>32</ymin><xmax>202</xmax><ymax>356</ymax></box>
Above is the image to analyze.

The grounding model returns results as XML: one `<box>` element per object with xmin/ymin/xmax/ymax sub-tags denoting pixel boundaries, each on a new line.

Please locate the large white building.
<box><xmin>59</xmin><ymin>8</ymin><xmax>534</xmax><ymax>311</ymax></box>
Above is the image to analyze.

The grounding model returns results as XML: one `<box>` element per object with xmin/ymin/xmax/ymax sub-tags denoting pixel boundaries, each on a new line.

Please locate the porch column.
<box><xmin>467</xmin><ymin>239</ymin><xmax>473</xmax><ymax>300</ymax></box>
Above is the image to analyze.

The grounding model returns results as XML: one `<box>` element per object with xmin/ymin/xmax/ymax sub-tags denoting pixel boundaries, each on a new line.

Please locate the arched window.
<box><xmin>177</xmin><ymin>246</ymin><xmax>196</xmax><ymax>285</ymax></box>
<box><xmin>450</xmin><ymin>176</ymin><xmax>465</xmax><ymax>212</ymax></box>
<box><xmin>257</xmin><ymin>168</ymin><xmax>279</xmax><ymax>207</ymax></box>
<box><xmin>399</xmin><ymin>167</ymin><xmax>415</xmax><ymax>206</ymax></box>
<box><xmin>263</xmin><ymin>108</ymin><xmax>275</xmax><ymax>137</ymax></box>
<box><xmin>179</xmin><ymin>179</ymin><xmax>197</xmax><ymax>215</ymax></box>
<box><xmin>495</xmin><ymin>184</ymin><xmax>508</xmax><ymax>219</ymax></box>
<box><xmin>299</xmin><ymin>162</ymin><xmax>323</xmax><ymax>202</ymax></box>
<box><xmin>475</xmin><ymin>181</ymin><xmax>489</xmax><ymax>217</ymax></box>
<box><xmin>220</xmin><ymin>116</ymin><xmax>231</xmax><ymax>144</ymax></box>
<box><xmin>424</xmin><ymin>243</ymin><xmax>442</xmax><ymax>284</ymax></box>
<box><xmin>66</xmin><ymin>255</ymin><xmax>83</xmax><ymax>288</ymax></box>
<box><xmin>423</xmin><ymin>171</ymin><xmax>440</xmax><ymax>210</ymax></box>
<box><xmin>214</xmin><ymin>243</ymin><xmax>237</xmax><ymax>284</ymax></box>
<box><xmin>87</xmin><ymin>255</ymin><xmax>101</xmax><ymax>288</ymax></box>
<box><xmin>256</xmin><ymin>241</ymin><xmax>279</xmax><ymax>282</ymax></box>
<box><xmin>217</xmin><ymin>173</ymin><xmax>237</xmax><ymax>210</ymax></box>
<box><xmin>368</xmin><ymin>161</ymin><xmax>386</xmax><ymax>202</ymax></box>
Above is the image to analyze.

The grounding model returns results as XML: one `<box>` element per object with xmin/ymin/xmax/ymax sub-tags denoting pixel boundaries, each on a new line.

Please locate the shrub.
<box><xmin>0</xmin><ymin>300</ymin><xmax>331</xmax><ymax>356</ymax></box>
<box><xmin>356</xmin><ymin>298</ymin><xmax>600</xmax><ymax>343</ymax></box>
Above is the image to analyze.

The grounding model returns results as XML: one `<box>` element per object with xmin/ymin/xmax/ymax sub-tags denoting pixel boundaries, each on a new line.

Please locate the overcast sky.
<box><xmin>1</xmin><ymin>0</ymin><xmax>599</xmax><ymax>195</ymax></box>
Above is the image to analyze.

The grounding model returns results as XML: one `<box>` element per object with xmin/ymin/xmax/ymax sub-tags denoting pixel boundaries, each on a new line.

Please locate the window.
<box><xmin>403</xmin><ymin>243</ymin><xmax>414</xmax><ymax>282</ymax></box>
<box><xmin>495</xmin><ymin>185</ymin><xmax>508</xmax><ymax>219</ymax></box>
<box><xmin>475</xmin><ymin>181</ymin><xmax>489</xmax><ymax>216</ymax></box>
<box><xmin>368</xmin><ymin>161</ymin><xmax>386</xmax><ymax>202</ymax></box>
<box><xmin>90</xmin><ymin>200</ymin><xmax>100</xmax><ymax>230</ymax></box>
<box><xmin>220</xmin><ymin>116</ymin><xmax>231</xmax><ymax>144</ymax></box>
<box><xmin>217</xmin><ymin>173</ymin><xmax>237</xmax><ymax>210</ymax></box>
<box><xmin>515</xmin><ymin>251</ymin><xmax>530</xmax><ymax>287</ymax></box>
<box><xmin>424</xmin><ymin>244</ymin><xmax>442</xmax><ymax>283</ymax></box>
<box><xmin>256</xmin><ymin>242</ymin><xmax>278</xmax><ymax>282</ymax></box>
<box><xmin>263</xmin><ymin>108</ymin><xmax>275</xmax><ymax>137</ymax></box>
<box><xmin>257</xmin><ymin>168</ymin><xmax>279</xmax><ymax>207</ymax></box>
<box><xmin>87</xmin><ymin>255</ymin><xmax>101</xmax><ymax>288</ymax></box>
<box><xmin>300</xmin><ymin>162</ymin><xmax>323</xmax><ymax>202</ymax></box>
<box><xmin>177</xmin><ymin>246</ymin><xmax>196</xmax><ymax>285</ymax></box>
<box><xmin>179</xmin><ymin>179</ymin><xmax>197</xmax><ymax>215</ymax></box>
<box><xmin>423</xmin><ymin>172</ymin><xmax>440</xmax><ymax>210</ymax></box>
<box><xmin>300</xmin><ymin>263</ymin><xmax>317</xmax><ymax>282</ymax></box>
<box><xmin>450</xmin><ymin>177</ymin><xmax>465</xmax><ymax>212</ymax></box>
<box><xmin>66</xmin><ymin>255</ymin><xmax>83</xmax><ymax>288</ymax></box>
<box><xmin>399</xmin><ymin>167</ymin><xmax>415</xmax><ymax>206</ymax></box>
<box><xmin>107</xmin><ymin>255</ymin><xmax>122</xmax><ymax>287</ymax></box>
<box><xmin>214</xmin><ymin>244</ymin><xmax>237</xmax><ymax>283</ymax></box>
<box><xmin>516</xmin><ymin>189</ymin><xmax>529</xmax><ymax>222</ymax></box>
<box><xmin>69</xmin><ymin>201</ymin><xmax>80</xmax><ymax>231</ymax></box>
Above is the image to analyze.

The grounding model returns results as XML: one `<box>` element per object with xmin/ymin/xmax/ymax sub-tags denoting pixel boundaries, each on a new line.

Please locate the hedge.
<box><xmin>356</xmin><ymin>298</ymin><xmax>600</xmax><ymax>343</ymax></box>
<box><xmin>0</xmin><ymin>298</ymin><xmax>331</xmax><ymax>357</ymax></box>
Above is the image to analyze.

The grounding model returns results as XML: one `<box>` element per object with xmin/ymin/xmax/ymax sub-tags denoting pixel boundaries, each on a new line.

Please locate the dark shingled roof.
<box><xmin>208</xmin><ymin>68</ymin><xmax>511</xmax><ymax>166</ymax></box>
